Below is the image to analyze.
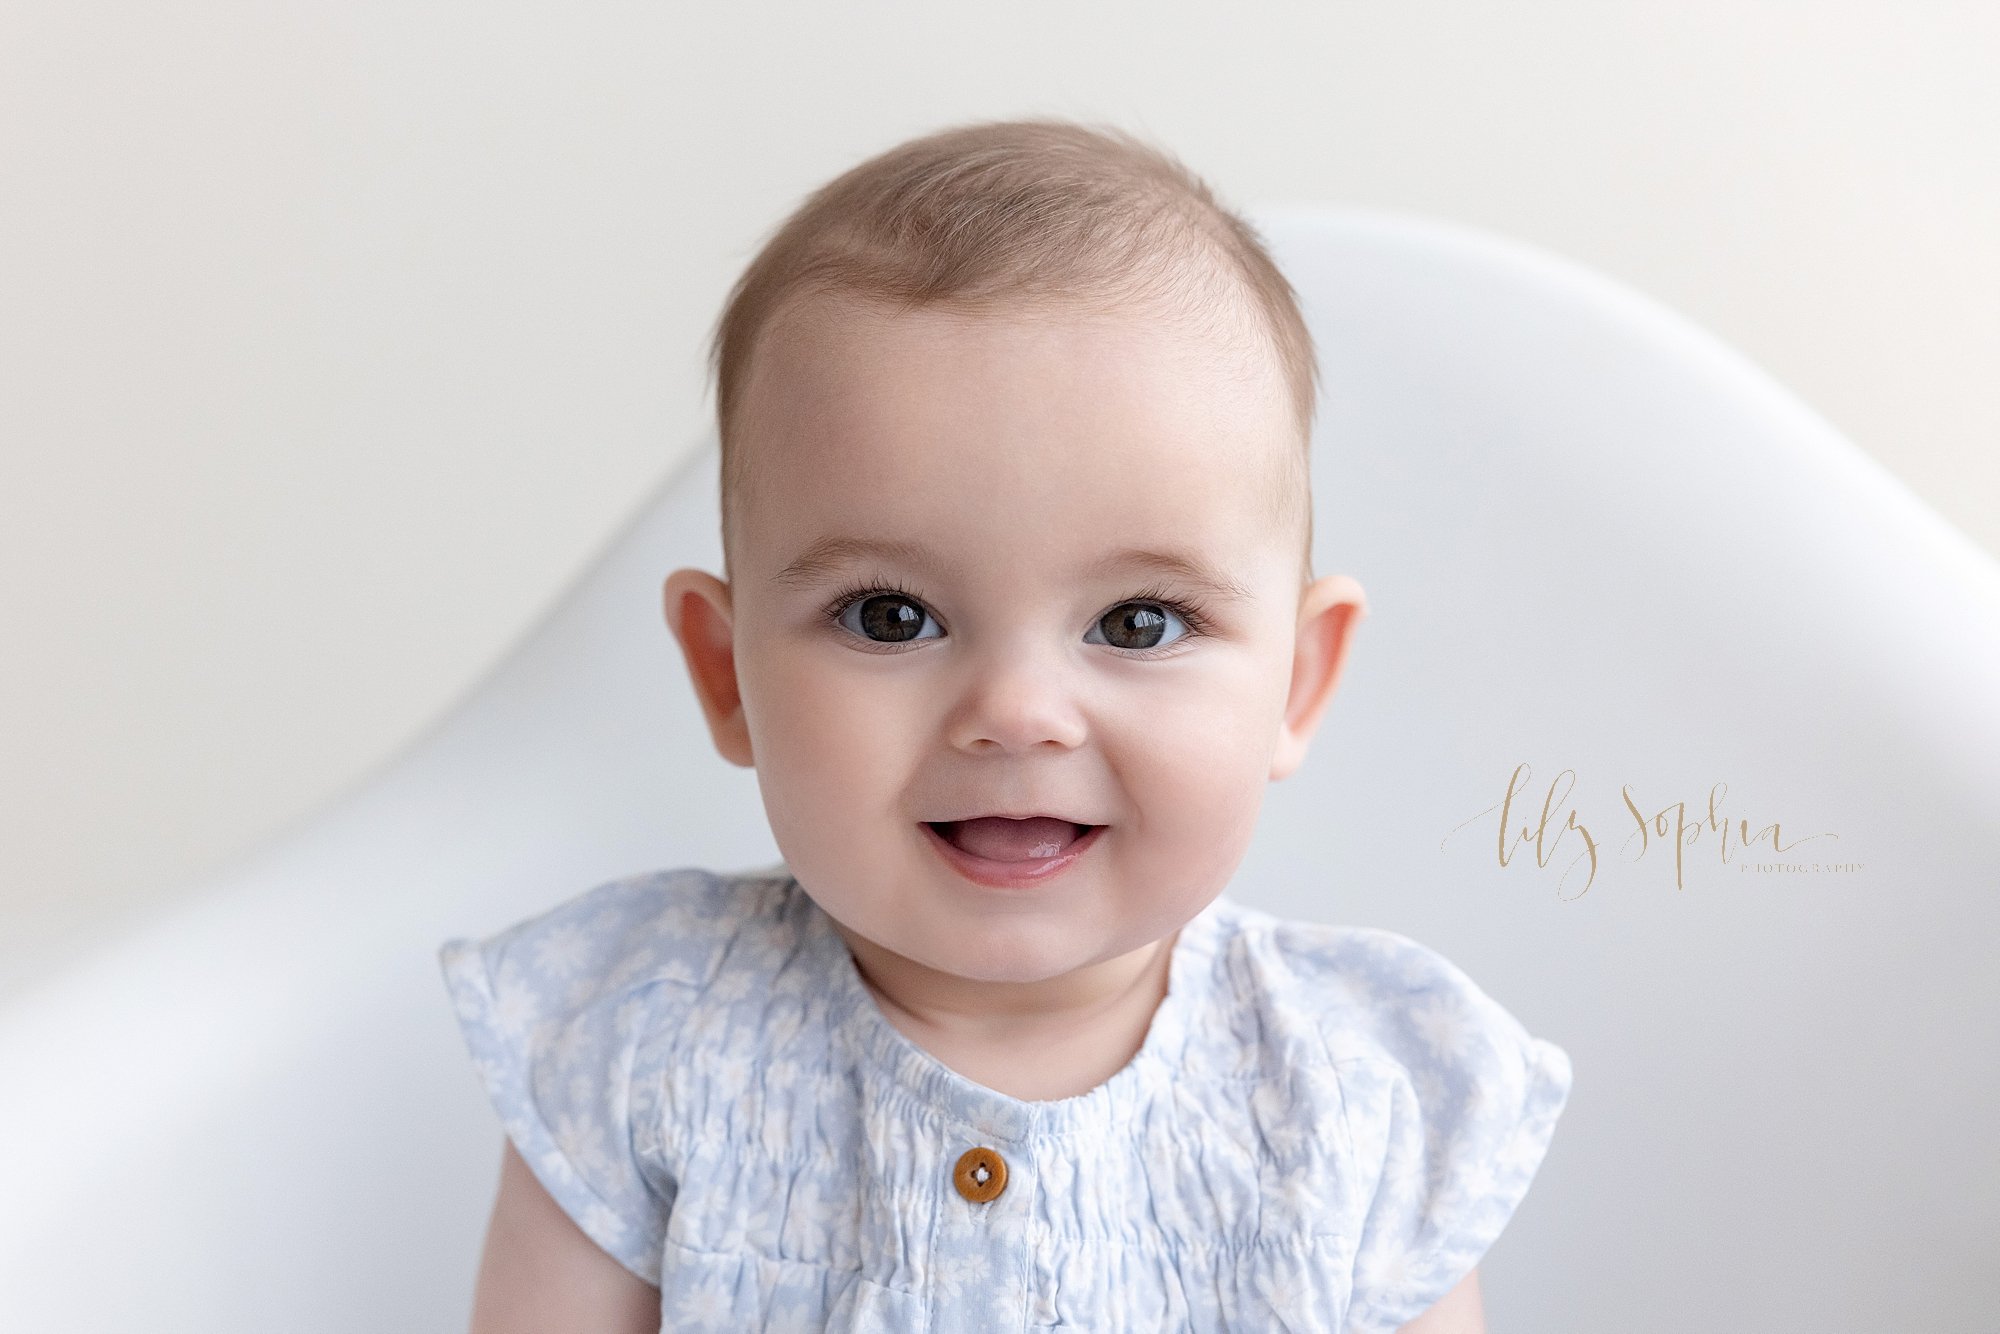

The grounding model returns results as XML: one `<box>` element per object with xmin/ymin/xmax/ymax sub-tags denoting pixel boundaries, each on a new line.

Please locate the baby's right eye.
<box><xmin>829</xmin><ymin>589</ymin><xmax>943</xmax><ymax>646</ymax></box>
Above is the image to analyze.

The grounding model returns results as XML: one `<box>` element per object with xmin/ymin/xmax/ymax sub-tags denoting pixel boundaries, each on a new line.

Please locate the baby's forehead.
<box><xmin>729</xmin><ymin>288</ymin><xmax>1304</xmax><ymax>577</ymax></box>
<box><xmin>742</xmin><ymin>302</ymin><xmax>1286</xmax><ymax>459</ymax></box>
<box><xmin>742</xmin><ymin>448</ymin><xmax>1294</xmax><ymax>590</ymax></box>
<box><xmin>746</xmin><ymin>363</ymin><xmax>1284</xmax><ymax>508</ymax></box>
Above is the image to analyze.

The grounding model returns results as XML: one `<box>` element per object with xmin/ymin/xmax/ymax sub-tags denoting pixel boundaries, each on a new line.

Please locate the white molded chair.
<box><xmin>4</xmin><ymin>206</ymin><xmax>1997</xmax><ymax>1332</ymax></box>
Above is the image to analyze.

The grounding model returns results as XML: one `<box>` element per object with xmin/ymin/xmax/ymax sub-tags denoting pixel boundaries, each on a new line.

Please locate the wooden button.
<box><xmin>953</xmin><ymin>1146</ymin><xmax>1008</xmax><ymax>1203</ymax></box>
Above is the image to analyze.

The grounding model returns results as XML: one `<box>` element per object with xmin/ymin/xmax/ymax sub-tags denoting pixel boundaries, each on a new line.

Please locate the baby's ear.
<box><xmin>661</xmin><ymin>569</ymin><xmax>753</xmax><ymax>767</ymax></box>
<box><xmin>1270</xmin><ymin>574</ymin><xmax>1368</xmax><ymax>782</ymax></box>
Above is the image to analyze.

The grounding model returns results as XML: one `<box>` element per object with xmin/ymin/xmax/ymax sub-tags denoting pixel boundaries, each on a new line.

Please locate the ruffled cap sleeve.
<box><xmin>438</xmin><ymin>870</ymin><xmax>717</xmax><ymax>1285</ymax></box>
<box><xmin>1316</xmin><ymin>926</ymin><xmax>1574</xmax><ymax>1331</ymax></box>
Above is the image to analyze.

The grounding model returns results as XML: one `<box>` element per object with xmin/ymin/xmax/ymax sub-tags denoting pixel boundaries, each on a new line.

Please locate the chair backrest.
<box><xmin>4</xmin><ymin>205</ymin><xmax>1996</xmax><ymax>1332</ymax></box>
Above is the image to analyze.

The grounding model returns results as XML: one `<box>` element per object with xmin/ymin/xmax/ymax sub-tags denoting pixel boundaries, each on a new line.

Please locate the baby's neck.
<box><xmin>853</xmin><ymin>930</ymin><xmax>1178</xmax><ymax>1103</ymax></box>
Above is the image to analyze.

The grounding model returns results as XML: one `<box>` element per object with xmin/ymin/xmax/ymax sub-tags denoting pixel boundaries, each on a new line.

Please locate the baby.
<box><xmin>440</xmin><ymin>117</ymin><xmax>1572</xmax><ymax>1333</ymax></box>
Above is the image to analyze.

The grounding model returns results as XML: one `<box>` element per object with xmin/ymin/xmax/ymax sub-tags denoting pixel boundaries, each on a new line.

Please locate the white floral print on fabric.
<box><xmin>439</xmin><ymin>865</ymin><xmax>1573</xmax><ymax>1331</ymax></box>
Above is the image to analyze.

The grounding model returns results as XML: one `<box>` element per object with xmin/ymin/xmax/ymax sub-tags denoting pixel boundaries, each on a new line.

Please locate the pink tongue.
<box><xmin>947</xmin><ymin>816</ymin><xmax>1082</xmax><ymax>862</ymax></box>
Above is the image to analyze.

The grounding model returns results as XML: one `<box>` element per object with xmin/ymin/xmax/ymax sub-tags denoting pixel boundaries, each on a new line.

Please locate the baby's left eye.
<box><xmin>1087</xmin><ymin>601</ymin><xmax>1193</xmax><ymax>653</ymax></box>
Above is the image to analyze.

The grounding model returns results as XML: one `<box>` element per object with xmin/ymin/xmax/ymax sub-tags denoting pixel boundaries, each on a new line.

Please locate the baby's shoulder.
<box><xmin>435</xmin><ymin>863</ymin><xmax>790</xmax><ymax>1284</ymax></box>
<box><xmin>441</xmin><ymin>862</ymin><xmax>790</xmax><ymax>1021</ymax></box>
<box><xmin>1221</xmin><ymin>907</ymin><xmax>1539</xmax><ymax>1077</ymax></box>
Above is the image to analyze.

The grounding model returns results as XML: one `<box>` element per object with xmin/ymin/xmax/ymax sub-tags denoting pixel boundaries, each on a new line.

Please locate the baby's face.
<box><xmin>678</xmin><ymin>290</ymin><xmax>1356</xmax><ymax>992</ymax></box>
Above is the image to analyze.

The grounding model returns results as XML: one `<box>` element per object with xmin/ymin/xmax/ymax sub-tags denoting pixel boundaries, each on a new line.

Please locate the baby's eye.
<box><xmin>833</xmin><ymin>591</ymin><xmax>943</xmax><ymax>645</ymax></box>
<box><xmin>1086</xmin><ymin>600</ymin><xmax>1194</xmax><ymax>654</ymax></box>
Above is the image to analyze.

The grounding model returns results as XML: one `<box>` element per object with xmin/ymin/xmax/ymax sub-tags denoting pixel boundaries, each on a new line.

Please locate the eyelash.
<box><xmin>818</xmin><ymin>575</ymin><xmax>1216</xmax><ymax>657</ymax></box>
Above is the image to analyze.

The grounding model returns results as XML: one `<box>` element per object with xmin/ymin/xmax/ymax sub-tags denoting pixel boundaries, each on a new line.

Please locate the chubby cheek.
<box><xmin>1108</xmin><ymin>662</ymin><xmax>1286</xmax><ymax>893</ymax></box>
<box><xmin>738</xmin><ymin>646</ymin><xmax>919</xmax><ymax>868</ymax></box>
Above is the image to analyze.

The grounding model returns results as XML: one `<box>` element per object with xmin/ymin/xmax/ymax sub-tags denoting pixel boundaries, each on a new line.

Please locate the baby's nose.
<box><xmin>942</xmin><ymin>654</ymin><xmax>1090</xmax><ymax>753</ymax></box>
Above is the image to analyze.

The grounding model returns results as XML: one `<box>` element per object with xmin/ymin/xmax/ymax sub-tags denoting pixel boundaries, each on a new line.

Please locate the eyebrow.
<box><xmin>771</xmin><ymin>536</ymin><xmax>1255</xmax><ymax>603</ymax></box>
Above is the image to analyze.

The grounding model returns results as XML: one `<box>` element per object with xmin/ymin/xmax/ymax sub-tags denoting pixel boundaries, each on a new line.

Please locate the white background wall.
<box><xmin>4</xmin><ymin>1</ymin><xmax>1996</xmax><ymax>1000</ymax></box>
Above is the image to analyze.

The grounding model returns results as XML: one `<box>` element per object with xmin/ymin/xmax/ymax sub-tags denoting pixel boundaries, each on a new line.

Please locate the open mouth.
<box><xmin>925</xmin><ymin>817</ymin><xmax>1100</xmax><ymax>862</ymax></box>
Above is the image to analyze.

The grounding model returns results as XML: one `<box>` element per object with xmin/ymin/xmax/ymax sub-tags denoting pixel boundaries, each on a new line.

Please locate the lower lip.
<box><xmin>920</xmin><ymin>821</ymin><xmax>1108</xmax><ymax>890</ymax></box>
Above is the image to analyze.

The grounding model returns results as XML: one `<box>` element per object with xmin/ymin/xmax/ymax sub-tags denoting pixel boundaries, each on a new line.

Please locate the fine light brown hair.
<box><xmin>704</xmin><ymin>116</ymin><xmax>1320</xmax><ymax>587</ymax></box>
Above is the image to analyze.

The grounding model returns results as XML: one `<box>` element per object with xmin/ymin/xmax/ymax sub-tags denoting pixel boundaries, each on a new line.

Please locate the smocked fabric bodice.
<box><xmin>439</xmin><ymin>864</ymin><xmax>1571</xmax><ymax>1331</ymax></box>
